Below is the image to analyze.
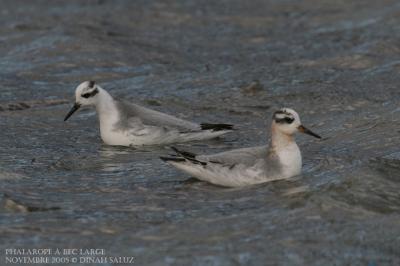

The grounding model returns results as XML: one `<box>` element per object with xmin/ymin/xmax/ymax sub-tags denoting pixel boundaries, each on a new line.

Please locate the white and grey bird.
<box><xmin>161</xmin><ymin>108</ymin><xmax>321</xmax><ymax>187</ymax></box>
<box><xmin>64</xmin><ymin>81</ymin><xmax>233</xmax><ymax>146</ymax></box>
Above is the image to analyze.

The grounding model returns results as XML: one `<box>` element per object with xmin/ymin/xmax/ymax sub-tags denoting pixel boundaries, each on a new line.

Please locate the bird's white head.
<box><xmin>272</xmin><ymin>108</ymin><xmax>321</xmax><ymax>139</ymax></box>
<box><xmin>75</xmin><ymin>80</ymin><xmax>100</xmax><ymax>106</ymax></box>
<box><xmin>64</xmin><ymin>81</ymin><xmax>101</xmax><ymax>121</ymax></box>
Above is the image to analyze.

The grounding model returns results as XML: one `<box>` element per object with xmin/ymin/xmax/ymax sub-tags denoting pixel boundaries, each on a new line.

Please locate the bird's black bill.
<box><xmin>298</xmin><ymin>125</ymin><xmax>321</xmax><ymax>139</ymax></box>
<box><xmin>64</xmin><ymin>103</ymin><xmax>81</xmax><ymax>121</ymax></box>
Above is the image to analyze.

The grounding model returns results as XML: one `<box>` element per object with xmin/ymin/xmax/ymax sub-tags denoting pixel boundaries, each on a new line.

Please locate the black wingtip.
<box><xmin>200</xmin><ymin>123</ymin><xmax>234</xmax><ymax>131</ymax></box>
<box><xmin>171</xmin><ymin>146</ymin><xmax>179</xmax><ymax>153</ymax></box>
<box><xmin>171</xmin><ymin>146</ymin><xmax>197</xmax><ymax>159</ymax></box>
<box><xmin>169</xmin><ymin>147</ymin><xmax>206</xmax><ymax>166</ymax></box>
<box><xmin>160</xmin><ymin>156</ymin><xmax>186</xmax><ymax>163</ymax></box>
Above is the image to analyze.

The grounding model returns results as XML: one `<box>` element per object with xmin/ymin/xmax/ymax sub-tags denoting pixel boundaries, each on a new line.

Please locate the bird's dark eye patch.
<box><xmin>284</xmin><ymin>117</ymin><xmax>294</xmax><ymax>123</ymax></box>
<box><xmin>274</xmin><ymin>115</ymin><xmax>294</xmax><ymax>124</ymax></box>
<box><xmin>273</xmin><ymin>110</ymin><xmax>295</xmax><ymax>124</ymax></box>
<box><xmin>81</xmin><ymin>88</ymin><xmax>99</xmax><ymax>98</ymax></box>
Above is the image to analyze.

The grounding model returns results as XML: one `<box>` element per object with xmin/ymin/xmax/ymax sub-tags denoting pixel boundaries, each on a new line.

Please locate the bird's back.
<box><xmin>198</xmin><ymin>145</ymin><xmax>268</xmax><ymax>166</ymax></box>
<box><xmin>115</xmin><ymin>100</ymin><xmax>200</xmax><ymax>131</ymax></box>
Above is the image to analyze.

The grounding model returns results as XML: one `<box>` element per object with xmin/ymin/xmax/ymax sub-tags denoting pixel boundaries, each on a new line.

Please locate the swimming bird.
<box><xmin>161</xmin><ymin>108</ymin><xmax>321</xmax><ymax>187</ymax></box>
<box><xmin>64</xmin><ymin>81</ymin><xmax>233</xmax><ymax>146</ymax></box>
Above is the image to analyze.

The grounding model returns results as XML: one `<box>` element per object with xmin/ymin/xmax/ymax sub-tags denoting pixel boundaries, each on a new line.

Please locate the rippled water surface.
<box><xmin>1</xmin><ymin>0</ymin><xmax>400</xmax><ymax>265</ymax></box>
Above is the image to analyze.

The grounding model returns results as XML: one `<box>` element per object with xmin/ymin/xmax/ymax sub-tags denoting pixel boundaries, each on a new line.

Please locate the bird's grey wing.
<box><xmin>197</xmin><ymin>145</ymin><xmax>268</xmax><ymax>167</ymax></box>
<box><xmin>116</xmin><ymin>100</ymin><xmax>200</xmax><ymax>131</ymax></box>
<box><xmin>196</xmin><ymin>145</ymin><xmax>282</xmax><ymax>178</ymax></box>
<box><xmin>119</xmin><ymin>116</ymin><xmax>158</xmax><ymax>136</ymax></box>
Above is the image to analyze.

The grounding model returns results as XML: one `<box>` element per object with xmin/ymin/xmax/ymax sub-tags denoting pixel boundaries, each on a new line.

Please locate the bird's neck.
<box><xmin>269</xmin><ymin>124</ymin><xmax>302</xmax><ymax>176</ymax></box>
<box><xmin>269</xmin><ymin>125</ymin><xmax>295</xmax><ymax>151</ymax></box>
<box><xmin>95</xmin><ymin>88</ymin><xmax>119</xmax><ymax>125</ymax></box>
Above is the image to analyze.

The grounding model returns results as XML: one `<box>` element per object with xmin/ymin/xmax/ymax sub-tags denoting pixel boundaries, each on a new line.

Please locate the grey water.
<box><xmin>1</xmin><ymin>0</ymin><xmax>400</xmax><ymax>265</ymax></box>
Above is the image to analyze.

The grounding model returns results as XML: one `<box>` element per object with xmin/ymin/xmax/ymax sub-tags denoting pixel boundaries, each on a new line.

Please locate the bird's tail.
<box><xmin>160</xmin><ymin>147</ymin><xmax>206</xmax><ymax>165</ymax></box>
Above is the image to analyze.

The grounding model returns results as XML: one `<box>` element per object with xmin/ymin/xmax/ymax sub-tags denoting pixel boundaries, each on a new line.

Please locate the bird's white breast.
<box><xmin>99</xmin><ymin>112</ymin><xmax>124</xmax><ymax>145</ymax></box>
<box><xmin>97</xmin><ymin>98</ymin><xmax>131</xmax><ymax>146</ymax></box>
<box><xmin>276</xmin><ymin>142</ymin><xmax>302</xmax><ymax>178</ymax></box>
